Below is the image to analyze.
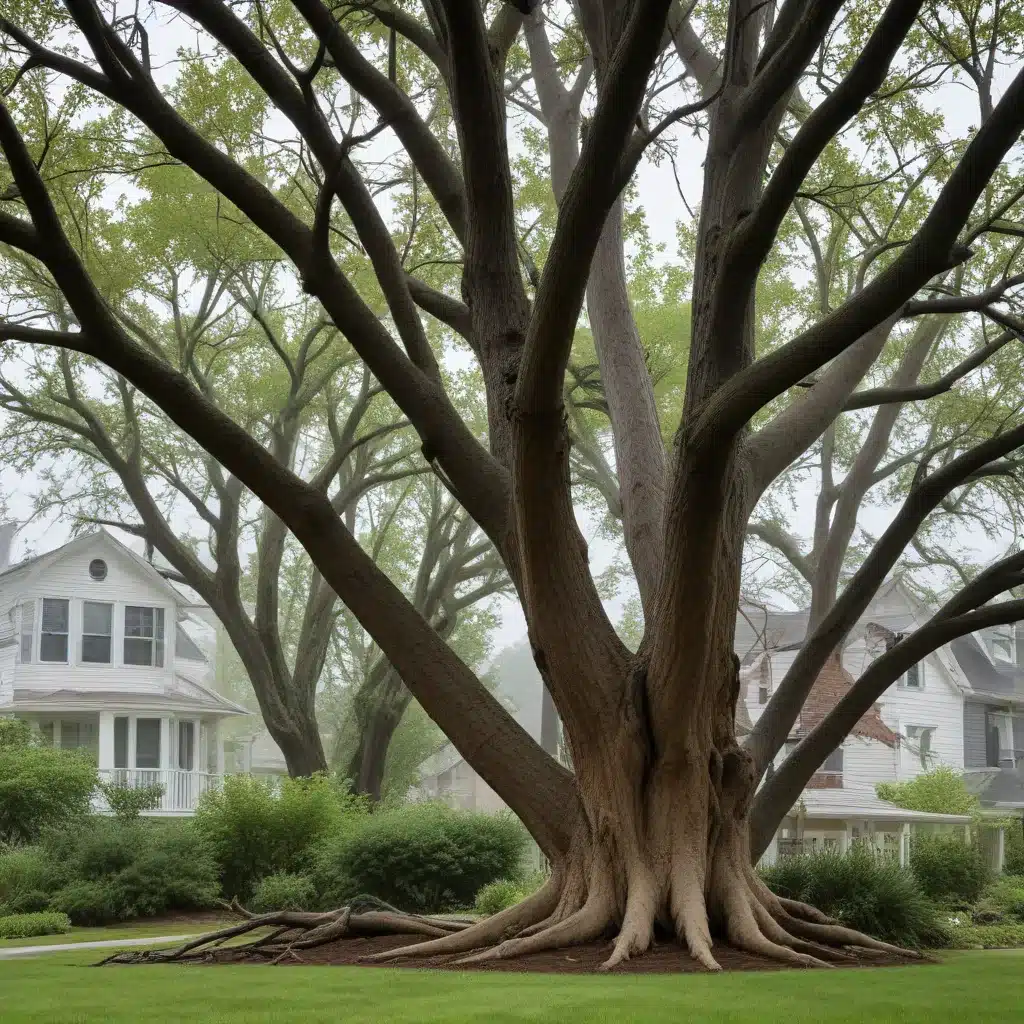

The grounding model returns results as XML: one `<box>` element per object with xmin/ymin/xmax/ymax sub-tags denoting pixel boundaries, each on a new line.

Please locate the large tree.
<box><xmin>4</xmin><ymin>0</ymin><xmax>1024</xmax><ymax>969</ymax></box>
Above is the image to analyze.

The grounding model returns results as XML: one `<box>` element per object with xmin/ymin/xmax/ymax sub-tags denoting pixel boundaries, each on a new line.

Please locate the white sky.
<box><xmin>0</xmin><ymin>9</ymin><xmax>1018</xmax><ymax>652</ymax></box>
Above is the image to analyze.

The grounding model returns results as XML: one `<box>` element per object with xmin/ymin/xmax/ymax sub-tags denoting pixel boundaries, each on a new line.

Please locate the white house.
<box><xmin>0</xmin><ymin>526</ymin><xmax>249</xmax><ymax>814</ymax></box>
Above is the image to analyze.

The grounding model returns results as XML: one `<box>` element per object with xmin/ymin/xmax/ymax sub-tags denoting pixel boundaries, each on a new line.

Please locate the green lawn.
<box><xmin>0</xmin><ymin>919</ymin><xmax>231</xmax><ymax>949</ymax></box>
<box><xmin>0</xmin><ymin>950</ymin><xmax>1020</xmax><ymax>1023</ymax></box>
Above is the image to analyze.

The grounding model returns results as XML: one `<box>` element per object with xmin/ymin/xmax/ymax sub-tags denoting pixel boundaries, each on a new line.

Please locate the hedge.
<box><xmin>0</xmin><ymin>911</ymin><xmax>72</xmax><ymax>940</ymax></box>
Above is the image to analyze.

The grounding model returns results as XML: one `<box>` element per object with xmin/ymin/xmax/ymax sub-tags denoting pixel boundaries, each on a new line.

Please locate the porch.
<box><xmin>16</xmin><ymin>708</ymin><xmax>229</xmax><ymax>815</ymax></box>
<box><xmin>760</xmin><ymin>789</ymin><xmax>978</xmax><ymax>869</ymax></box>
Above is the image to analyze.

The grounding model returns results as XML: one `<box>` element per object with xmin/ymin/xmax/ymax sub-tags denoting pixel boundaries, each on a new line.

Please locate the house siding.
<box><xmin>5</xmin><ymin>536</ymin><xmax>178</xmax><ymax>694</ymax></box>
<box><xmin>964</xmin><ymin>701</ymin><xmax>989</xmax><ymax>769</ymax></box>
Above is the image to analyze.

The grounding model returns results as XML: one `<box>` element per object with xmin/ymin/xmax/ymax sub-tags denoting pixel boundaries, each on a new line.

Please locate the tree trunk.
<box><xmin>347</xmin><ymin>695</ymin><xmax>409</xmax><ymax>802</ymax></box>
<box><xmin>266</xmin><ymin>715</ymin><xmax>329</xmax><ymax>778</ymax></box>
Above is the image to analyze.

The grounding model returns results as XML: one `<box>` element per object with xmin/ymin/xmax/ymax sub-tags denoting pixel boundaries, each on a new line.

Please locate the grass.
<box><xmin>0</xmin><ymin>918</ymin><xmax>232</xmax><ymax>949</ymax></box>
<box><xmin>0</xmin><ymin>950</ymin><xmax>1019</xmax><ymax>1022</ymax></box>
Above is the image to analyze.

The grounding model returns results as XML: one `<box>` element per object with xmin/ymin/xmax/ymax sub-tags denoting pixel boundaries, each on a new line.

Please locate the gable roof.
<box><xmin>951</xmin><ymin>635</ymin><xmax>1024</xmax><ymax>703</ymax></box>
<box><xmin>0</xmin><ymin>529</ymin><xmax>187</xmax><ymax>606</ymax></box>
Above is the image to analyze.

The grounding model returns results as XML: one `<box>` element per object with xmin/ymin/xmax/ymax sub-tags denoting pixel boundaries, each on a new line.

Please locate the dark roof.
<box><xmin>964</xmin><ymin>767</ymin><xmax>1024</xmax><ymax>808</ymax></box>
<box><xmin>950</xmin><ymin>635</ymin><xmax>1024</xmax><ymax>701</ymax></box>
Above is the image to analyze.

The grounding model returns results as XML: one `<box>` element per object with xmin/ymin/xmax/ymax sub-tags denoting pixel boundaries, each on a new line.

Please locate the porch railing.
<box><xmin>95</xmin><ymin>768</ymin><xmax>224</xmax><ymax>814</ymax></box>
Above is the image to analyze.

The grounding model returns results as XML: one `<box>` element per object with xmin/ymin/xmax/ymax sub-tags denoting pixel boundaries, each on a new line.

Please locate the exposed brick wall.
<box><xmin>796</xmin><ymin>653</ymin><xmax>897</xmax><ymax>747</ymax></box>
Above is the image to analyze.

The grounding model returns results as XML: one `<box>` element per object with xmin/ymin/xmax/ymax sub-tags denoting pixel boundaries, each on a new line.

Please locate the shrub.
<box><xmin>947</xmin><ymin>922</ymin><xmax>1024</xmax><ymax>949</ymax></box>
<box><xmin>97</xmin><ymin>780</ymin><xmax>165</xmax><ymax>820</ymax></box>
<box><xmin>910</xmin><ymin>831</ymin><xmax>990</xmax><ymax>906</ymax></box>
<box><xmin>760</xmin><ymin>846</ymin><xmax>946</xmax><ymax>948</ymax></box>
<box><xmin>877</xmin><ymin>767</ymin><xmax>979</xmax><ymax>816</ymax></box>
<box><xmin>251</xmin><ymin>872</ymin><xmax>317</xmax><ymax>913</ymax></box>
<box><xmin>980</xmin><ymin>876</ymin><xmax>1024</xmax><ymax>922</ymax></box>
<box><xmin>0</xmin><ymin>745</ymin><xmax>97</xmax><ymax>844</ymax></box>
<box><xmin>193</xmin><ymin>774</ymin><xmax>359</xmax><ymax>900</ymax></box>
<box><xmin>0</xmin><ymin>847</ymin><xmax>53</xmax><ymax>916</ymax></box>
<box><xmin>1005</xmin><ymin>822</ymin><xmax>1024</xmax><ymax>875</ymax></box>
<box><xmin>473</xmin><ymin>874</ymin><xmax>547</xmax><ymax>917</ymax></box>
<box><xmin>0</xmin><ymin>911</ymin><xmax>71</xmax><ymax>940</ymax></box>
<box><xmin>44</xmin><ymin>819</ymin><xmax>218</xmax><ymax>925</ymax></box>
<box><xmin>320</xmin><ymin>804</ymin><xmax>527</xmax><ymax>914</ymax></box>
<box><xmin>0</xmin><ymin>717</ymin><xmax>32</xmax><ymax>749</ymax></box>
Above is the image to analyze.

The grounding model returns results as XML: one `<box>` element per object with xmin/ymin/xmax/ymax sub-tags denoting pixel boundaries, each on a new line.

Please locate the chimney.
<box><xmin>0</xmin><ymin>522</ymin><xmax>18</xmax><ymax>574</ymax></box>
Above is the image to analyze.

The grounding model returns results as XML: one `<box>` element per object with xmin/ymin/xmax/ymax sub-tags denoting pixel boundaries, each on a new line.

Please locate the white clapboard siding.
<box><xmin>4</xmin><ymin>534</ymin><xmax>179</xmax><ymax>693</ymax></box>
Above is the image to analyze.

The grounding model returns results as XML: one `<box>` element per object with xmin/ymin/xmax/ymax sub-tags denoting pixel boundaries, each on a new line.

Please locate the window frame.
<box><xmin>902</xmin><ymin>661</ymin><xmax>923</xmax><ymax>690</ymax></box>
<box><xmin>905</xmin><ymin>724</ymin><xmax>937</xmax><ymax>770</ymax></box>
<box><xmin>123</xmin><ymin>605</ymin><xmax>166</xmax><ymax>668</ymax></box>
<box><xmin>39</xmin><ymin>598</ymin><xmax>70</xmax><ymax>664</ymax></box>
<box><xmin>81</xmin><ymin>600</ymin><xmax>114</xmax><ymax>665</ymax></box>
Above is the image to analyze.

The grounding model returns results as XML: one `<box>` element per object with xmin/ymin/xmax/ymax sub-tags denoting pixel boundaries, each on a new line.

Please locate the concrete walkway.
<box><xmin>0</xmin><ymin>934</ymin><xmax>197</xmax><ymax>959</ymax></box>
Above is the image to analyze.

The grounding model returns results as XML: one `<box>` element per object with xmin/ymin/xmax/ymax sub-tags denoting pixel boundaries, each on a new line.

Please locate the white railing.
<box><xmin>95</xmin><ymin>768</ymin><xmax>224</xmax><ymax>815</ymax></box>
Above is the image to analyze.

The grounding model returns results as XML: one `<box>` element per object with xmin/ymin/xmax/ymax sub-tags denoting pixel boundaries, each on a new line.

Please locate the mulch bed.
<box><xmin>200</xmin><ymin>933</ymin><xmax>931</xmax><ymax>974</ymax></box>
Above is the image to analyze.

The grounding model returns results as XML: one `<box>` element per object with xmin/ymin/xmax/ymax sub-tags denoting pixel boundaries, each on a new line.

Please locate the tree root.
<box><xmin>98</xmin><ymin>895</ymin><xmax>471</xmax><ymax>965</ymax></box>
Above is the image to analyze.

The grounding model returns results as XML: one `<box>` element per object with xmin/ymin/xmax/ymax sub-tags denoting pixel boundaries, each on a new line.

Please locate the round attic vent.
<box><xmin>88</xmin><ymin>558</ymin><xmax>108</xmax><ymax>581</ymax></box>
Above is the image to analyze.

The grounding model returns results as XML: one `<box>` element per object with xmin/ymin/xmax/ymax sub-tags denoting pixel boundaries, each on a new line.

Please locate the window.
<box><xmin>38</xmin><ymin>720</ymin><xmax>54</xmax><ymax>746</ymax></box>
<box><xmin>19</xmin><ymin>602</ymin><xmax>34</xmax><ymax>663</ymax></box>
<box><xmin>114</xmin><ymin>717</ymin><xmax>129</xmax><ymax>769</ymax></box>
<box><xmin>903</xmin><ymin>662</ymin><xmax>922</xmax><ymax>689</ymax></box>
<box><xmin>986</xmin><ymin>716</ymin><xmax>1002</xmax><ymax>767</ymax></box>
<box><xmin>135</xmin><ymin>718</ymin><xmax>161</xmax><ymax>769</ymax></box>
<box><xmin>124</xmin><ymin>606</ymin><xmax>165</xmax><ymax>667</ymax></box>
<box><xmin>88</xmin><ymin>558</ymin><xmax>108</xmax><ymax>581</ymax></box>
<box><xmin>989</xmin><ymin>628</ymin><xmax>1015</xmax><ymax>664</ymax></box>
<box><xmin>60</xmin><ymin>720</ymin><xmax>97</xmax><ymax>756</ymax></box>
<box><xmin>758</xmin><ymin>685</ymin><xmax>769</xmax><ymax>705</ymax></box>
<box><xmin>40</xmin><ymin>599</ymin><xmax>69</xmax><ymax>662</ymax></box>
<box><xmin>81</xmin><ymin>602</ymin><xmax>113</xmax><ymax>664</ymax></box>
<box><xmin>178</xmin><ymin>721</ymin><xmax>195</xmax><ymax>771</ymax></box>
<box><xmin>906</xmin><ymin>725</ymin><xmax>936</xmax><ymax>770</ymax></box>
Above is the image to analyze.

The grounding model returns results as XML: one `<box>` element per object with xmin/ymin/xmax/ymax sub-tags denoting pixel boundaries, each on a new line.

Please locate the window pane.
<box><xmin>82</xmin><ymin>635</ymin><xmax>112</xmax><ymax>664</ymax></box>
<box><xmin>114</xmin><ymin>717</ymin><xmax>128</xmax><ymax>769</ymax></box>
<box><xmin>125</xmin><ymin>606</ymin><xmax>154</xmax><ymax>638</ymax></box>
<box><xmin>124</xmin><ymin>637</ymin><xmax>153</xmax><ymax>666</ymax></box>
<box><xmin>822</xmin><ymin>747</ymin><xmax>844</xmax><ymax>773</ymax></box>
<box><xmin>41</xmin><ymin>599</ymin><xmax>69</xmax><ymax>633</ymax></box>
<box><xmin>40</xmin><ymin>633</ymin><xmax>68</xmax><ymax>663</ymax></box>
<box><xmin>178</xmin><ymin>721</ymin><xmax>195</xmax><ymax>770</ymax></box>
<box><xmin>83</xmin><ymin>602</ymin><xmax>112</xmax><ymax>635</ymax></box>
<box><xmin>136</xmin><ymin>719</ymin><xmax>161</xmax><ymax>769</ymax></box>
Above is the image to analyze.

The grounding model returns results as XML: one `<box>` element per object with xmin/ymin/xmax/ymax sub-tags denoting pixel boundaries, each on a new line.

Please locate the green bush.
<box><xmin>0</xmin><ymin>911</ymin><xmax>71</xmax><ymax>940</ymax></box>
<box><xmin>947</xmin><ymin>922</ymin><xmax>1024</xmax><ymax>949</ymax></box>
<box><xmin>760</xmin><ymin>846</ymin><xmax>946</xmax><ymax>948</ymax></box>
<box><xmin>43</xmin><ymin>819</ymin><xmax>218</xmax><ymax>925</ymax></box>
<box><xmin>1005</xmin><ymin>823</ymin><xmax>1024</xmax><ymax>875</ymax></box>
<box><xmin>193</xmin><ymin>774</ymin><xmax>360</xmax><ymax>900</ymax></box>
<box><xmin>97</xmin><ymin>780</ymin><xmax>165</xmax><ymax>820</ymax></box>
<box><xmin>0</xmin><ymin>745</ymin><xmax>97</xmax><ymax>844</ymax></box>
<box><xmin>0</xmin><ymin>847</ymin><xmax>53</xmax><ymax>916</ymax></box>
<box><xmin>910</xmin><ymin>832</ymin><xmax>990</xmax><ymax>906</ymax></box>
<box><xmin>979</xmin><ymin>876</ymin><xmax>1024</xmax><ymax>923</ymax></box>
<box><xmin>251</xmin><ymin>872</ymin><xmax>317</xmax><ymax>913</ymax></box>
<box><xmin>474</xmin><ymin>874</ymin><xmax>545</xmax><ymax>917</ymax></box>
<box><xmin>320</xmin><ymin>804</ymin><xmax>527</xmax><ymax>914</ymax></box>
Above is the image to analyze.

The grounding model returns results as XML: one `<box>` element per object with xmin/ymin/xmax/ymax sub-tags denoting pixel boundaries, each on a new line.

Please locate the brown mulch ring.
<box><xmin>201</xmin><ymin>933</ymin><xmax>932</xmax><ymax>974</ymax></box>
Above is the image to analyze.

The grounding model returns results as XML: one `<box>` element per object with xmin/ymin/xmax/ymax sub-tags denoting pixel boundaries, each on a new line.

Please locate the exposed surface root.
<box><xmin>98</xmin><ymin>896</ymin><xmax>469</xmax><ymax>965</ymax></box>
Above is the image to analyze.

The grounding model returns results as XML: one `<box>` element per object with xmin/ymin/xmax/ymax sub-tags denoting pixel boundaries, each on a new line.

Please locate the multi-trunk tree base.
<box><xmin>100</xmin><ymin>887</ymin><xmax>921</xmax><ymax>971</ymax></box>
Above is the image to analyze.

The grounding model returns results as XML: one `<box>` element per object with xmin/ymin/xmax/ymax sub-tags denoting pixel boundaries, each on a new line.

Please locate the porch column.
<box><xmin>900</xmin><ymin>823</ymin><xmax>911</xmax><ymax>868</ymax></box>
<box><xmin>214</xmin><ymin>721</ymin><xmax>225</xmax><ymax>775</ymax></box>
<box><xmin>839</xmin><ymin>824</ymin><xmax>850</xmax><ymax>855</ymax></box>
<box><xmin>98</xmin><ymin>712</ymin><xmax>115</xmax><ymax>772</ymax></box>
<box><xmin>159</xmin><ymin>717</ymin><xmax>170</xmax><ymax>771</ymax></box>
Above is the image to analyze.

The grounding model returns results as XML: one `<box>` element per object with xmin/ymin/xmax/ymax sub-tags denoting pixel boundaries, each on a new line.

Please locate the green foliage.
<box><xmin>97</xmin><ymin>781</ymin><xmax>165</xmax><ymax>821</ymax></box>
<box><xmin>0</xmin><ymin>847</ymin><xmax>51</xmax><ymax>916</ymax></box>
<box><xmin>251</xmin><ymin>872</ymin><xmax>317</xmax><ymax>913</ymax></box>
<box><xmin>42</xmin><ymin>819</ymin><xmax>218</xmax><ymax>925</ymax></box>
<box><xmin>0</xmin><ymin>911</ymin><xmax>71</xmax><ymax>940</ymax></box>
<box><xmin>0</xmin><ymin>745</ymin><xmax>97</xmax><ymax>844</ymax></box>
<box><xmin>0</xmin><ymin>717</ymin><xmax>32</xmax><ymax>749</ymax></box>
<box><xmin>877</xmin><ymin>767</ymin><xmax>979</xmax><ymax>816</ymax></box>
<box><xmin>975</xmin><ymin>876</ymin><xmax>1024</xmax><ymax>923</ymax></box>
<box><xmin>1005</xmin><ymin>820</ymin><xmax>1024</xmax><ymax>875</ymax></box>
<box><xmin>316</xmin><ymin>804</ymin><xmax>527</xmax><ymax>914</ymax></box>
<box><xmin>473</xmin><ymin>873</ymin><xmax>546</xmax><ymax>917</ymax></box>
<box><xmin>761</xmin><ymin>846</ymin><xmax>947</xmax><ymax>948</ymax></box>
<box><xmin>193</xmin><ymin>774</ymin><xmax>361</xmax><ymax>899</ymax></box>
<box><xmin>910</xmin><ymin>832</ymin><xmax>990</xmax><ymax>906</ymax></box>
<box><xmin>947</xmin><ymin>922</ymin><xmax>1024</xmax><ymax>949</ymax></box>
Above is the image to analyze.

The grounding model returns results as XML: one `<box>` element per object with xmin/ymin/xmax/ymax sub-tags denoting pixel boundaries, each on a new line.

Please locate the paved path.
<box><xmin>0</xmin><ymin>934</ymin><xmax>197</xmax><ymax>959</ymax></box>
